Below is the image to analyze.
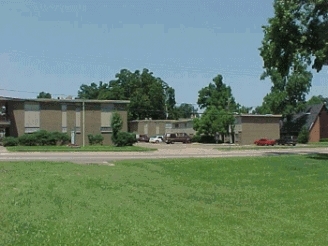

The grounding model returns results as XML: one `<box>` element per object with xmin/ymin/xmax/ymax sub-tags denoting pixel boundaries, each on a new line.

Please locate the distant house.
<box><xmin>233</xmin><ymin>114</ymin><xmax>282</xmax><ymax>145</ymax></box>
<box><xmin>129</xmin><ymin>118</ymin><xmax>196</xmax><ymax>137</ymax></box>
<box><xmin>0</xmin><ymin>96</ymin><xmax>129</xmax><ymax>146</ymax></box>
<box><xmin>280</xmin><ymin>103</ymin><xmax>328</xmax><ymax>142</ymax></box>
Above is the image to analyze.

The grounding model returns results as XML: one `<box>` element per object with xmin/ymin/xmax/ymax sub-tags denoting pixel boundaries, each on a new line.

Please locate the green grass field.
<box><xmin>1</xmin><ymin>155</ymin><xmax>328</xmax><ymax>245</ymax></box>
<box><xmin>6</xmin><ymin>145</ymin><xmax>156</xmax><ymax>152</ymax></box>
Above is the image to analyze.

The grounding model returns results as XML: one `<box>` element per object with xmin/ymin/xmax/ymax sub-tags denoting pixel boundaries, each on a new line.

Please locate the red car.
<box><xmin>254</xmin><ymin>138</ymin><xmax>276</xmax><ymax>146</ymax></box>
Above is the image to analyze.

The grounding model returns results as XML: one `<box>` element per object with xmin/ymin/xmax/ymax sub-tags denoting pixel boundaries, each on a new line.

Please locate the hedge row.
<box><xmin>191</xmin><ymin>135</ymin><xmax>224</xmax><ymax>144</ymax></box>
<box><xmin>87</xmin><ymin>134</ymin><xmax>104</xmax><ymax>145</ymax></box>
<box><xmin>2</xmin><ymin>130</ymin><xmax>70</xmax><ymax>147</ymax></box>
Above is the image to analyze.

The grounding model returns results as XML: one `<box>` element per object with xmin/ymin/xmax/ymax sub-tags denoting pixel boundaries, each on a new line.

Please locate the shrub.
<box><xmin>320</xmin><ymin>138</ymin><xmax>328</xmax><ymax>142</ymax></box>
<box><xmin>2</xmin><ymin>137</ymin><xmax>19</xmax><ymax>147</ymax></box>
<box><xmin>298</xmin><ymin>126</ymin><xmax>309</xmax><ymax>144</ymax></box>
<box><xmin>114</xmin><ymin>132</ymin><xmax>137</xmax><ymax>147</ymax></box>
<box><xmin>111</xmin><ymin>112</ymin><xmax>123</xmax><ymax>144</ymax></box>
<box><xmin>191</xmin><ymin>134</ymin><xmax>223</xmax><ymax>144</ymax></box>
<box><xmin>18</xmin><ymin>134</ymin><xmax>38</xmax><ymax>146</ymax></box>
<box><xmin>34</xmin><ymin>130</ymin><xmax>56</xmax><ymax>145</ymax></box>
<box><xmin>51</xmin><ymin>132</ymin><xmax>70</xmax><ymax>145</ymax></box>
<box><xmin>88</xmin><ymin>134</ymin><xmax>104</xmax><ymax>145</ymax></box>
<box><xmin>12</xmin><ymin>131</ymin><xmax>69</xmax><ymax>146</ymax></box>
<box><xmin>191</xmin><ymin>135</ymin><xmax>201</xmax><ymax>143</ymax></box>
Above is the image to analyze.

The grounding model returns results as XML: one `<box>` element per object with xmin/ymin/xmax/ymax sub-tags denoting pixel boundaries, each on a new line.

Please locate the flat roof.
<box><xmin>130</xmin><ymin>118</ymin><xmax>193</xmax><ymax>123</ymax></box>
<box><xmin>0</xmin><ymin>96</ymin><xmax>130</xmax><ymax>104</ymax></box>
<box><xmin>237</xmin><ymin>114</ymin><xmax>282</xmax><ymax>118</ymax></box>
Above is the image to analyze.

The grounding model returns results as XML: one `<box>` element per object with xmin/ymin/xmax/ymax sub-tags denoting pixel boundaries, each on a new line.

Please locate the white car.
<box><xmin>149</xmin><ymin>135</ymin><xmax>163</xmax><ymax>143</ymax></box>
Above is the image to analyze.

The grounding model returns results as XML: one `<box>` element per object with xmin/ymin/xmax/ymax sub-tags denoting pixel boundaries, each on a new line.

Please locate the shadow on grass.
<box><xmin>263</xmin><ymin>152</ymin><xmax>299</xmax><ymax>156</ymax></box>
<box><xmin>306</xmin><ymin>153</ymin><xmax>328</xmax><ymax>160</ymax></box>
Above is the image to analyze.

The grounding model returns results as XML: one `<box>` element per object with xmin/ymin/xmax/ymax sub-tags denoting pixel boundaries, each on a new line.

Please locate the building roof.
<box><xmin>130</xmin><ymin>118</ymin><xmax>193</xmax><ymax>123</ymax></box>
<box><xmin>0</xmin><ymin>96</ymin><xmax>130</xmax><ymax>104</ymax></box>
<box><xmin>237</xmin><ymin>114</ymin><xmax>282</xmax><ymax>118</ymax></box>
<box><xmin>281</xmin><ymin>103</ymin><xmax>325</xmax><ymax>133</ymax></box>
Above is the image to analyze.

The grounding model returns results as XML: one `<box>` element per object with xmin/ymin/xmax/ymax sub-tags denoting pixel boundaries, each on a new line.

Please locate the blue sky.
<box><xmin>1</xmin><ymin>0</ymin><xmax>327</xmax><ymax>109</ymax></box>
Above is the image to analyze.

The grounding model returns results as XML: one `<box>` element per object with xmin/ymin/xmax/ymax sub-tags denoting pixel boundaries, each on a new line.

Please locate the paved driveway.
<box><xmin>0</xmin><ymin>143</ymin><xmax>327</xmax><ymax>164</ymax></box>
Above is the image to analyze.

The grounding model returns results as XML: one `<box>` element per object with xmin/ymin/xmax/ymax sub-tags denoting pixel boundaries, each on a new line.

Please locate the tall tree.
<box><xmin>260</xmin><ymin>0</ymin><xmax>328</xmax><ymax>76</ymax></box>
<box><xmin>306</xmin><ymin>95</ymin><xmax>326</xmax><ymax>106</ymax></box>
<box><xmin>77</xmin><ymin>81</ymin><xmax>109</xmax><ymax>99</ymax></box>
<box><xmin>259</xmin><ymin>0</ymin><xmax>327</xmax><ymax>116</ymax></box>
<box><xmin>194</xmin><ymin>74</ymin><xmax>237</xmax><ymax>140</ymax></box>
<box><xmin>37</xmin><ymin>91</ymin><xmax>52</xmax><ymax>99</ymax></box>
<box><xmin>77</xmin><ymin>68</ymin><xmax>175</xmax><ymax>121</ymax></box>
<box><xmin>197</xmin><ymin>74</ymin><xmax>237</xmax><ymax>111</ymax></box>
<box><xmin>175</xmin><ymin>103</ymin><xmax>198</xmax><ymax>119</ymax></box>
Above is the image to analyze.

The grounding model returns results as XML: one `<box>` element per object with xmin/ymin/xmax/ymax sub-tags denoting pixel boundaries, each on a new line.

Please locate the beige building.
<box><xmin>0</xmin><ymin>96</ymin><xmax>129</xmax><ymax>146</ymax></box>
<box><xmin>233</xmin><ymin>114</ymin><xmax>282</xmax><ymax>145</ymax></box>
<box><xmin>129</xmin><ymin>118</ymin><xmax>196</xmax><ymax>136</ymax></box>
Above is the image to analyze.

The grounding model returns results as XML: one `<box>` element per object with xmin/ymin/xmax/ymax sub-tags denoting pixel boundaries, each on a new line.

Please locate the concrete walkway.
<box><xmin>0</xmin><ymin>146</ymin><xmax>8</xmax><ymax>153</ymax></box>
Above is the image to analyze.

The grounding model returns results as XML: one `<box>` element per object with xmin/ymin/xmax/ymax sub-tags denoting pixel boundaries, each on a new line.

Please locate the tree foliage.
<box><xmin>260</xmin><ymin>0</ymin><xmax>328</xmax><ymax>76</ymax></box>
<box><xmin>111</xmin><ymin>112</ymin><xmax>123</xmax><ymax>144</ymax></box>
<box><xmin>259</xmin><ymin>0</ymin><xmax>327</xmax><ymax>116</ymax></box>
<box><xmin>193</xmin><ymin>75</ymin><xmax>237</xmax><ymax>138</ymax></box>
<box><xmin>77</xmin><ymin>68</ymin><xmax>175</xmax><ymax>121</ymax></box>
<box><xmin>297</xmin><ymin>126</ymin><xmax>309</xmax><ymax>144</ymax></box>
<box><xmin>306</xmin><ymin>95</ymin><xmax>326</xmax><ymax>106</ymax></box>
<box><xmin>37</xmin><ymin>91</ymin><xmax>52</xmax><ymax>99</ymax></box>
<box><xmin>174</xmin><ymin>103</ymin><xmax>198</xmax><ymax>119</ymax></box>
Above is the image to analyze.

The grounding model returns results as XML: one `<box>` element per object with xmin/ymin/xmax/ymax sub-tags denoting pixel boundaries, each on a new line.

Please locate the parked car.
<box><xmin>163</xmin><ymin>132</ymin><xmax>191</xmax><ymax>144</ymax></box>
<box><xmin>149</xmin><ymin>135</ymin><xmax>163</xmax><ymax>143</ymax></box>
<box><xmin>136</xmin><ymin>134</ymin><xmax>149</xmax><ymax>142</ymax></box>
<box><xmin>254</xmin><ymin>138</ymin><xmax>276</xmax><ymax>146</ymax></box>
<box><xmin>276</xmin><ymin>136</ymin><xmax>297</xmax><ymax>146</ymax></box>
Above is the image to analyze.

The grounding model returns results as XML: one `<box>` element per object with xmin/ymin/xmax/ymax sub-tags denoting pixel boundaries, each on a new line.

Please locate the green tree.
<box><xmin>306</xmin><ymin>95</ymin><xmax>325</xmax><ymax>106</ymax></box>
<box><xmin>111</xmin><ymin>112</ymin><xmax>123</xmax><ymax>144</ymax></box>
<box><xmin>77</xmin><ymin>81</ymin><xmax>109</xmax><ymax>100</ymax></box>
<box><xmin>175</xmin><ymin>103</ymin><xmax>198</xmax><ymax>119</ymax></box>
<box><xmin>77</xmin><ymin>68</ymin><xmax>175</xmax><ymax>121</ymax></box>
<box><xmin>298</xmin><ymin>126</ymin><xmax>309</xmax><ymax>144</ymax></box>
<box><xmin>37</xmin><ymin>91</ymin><xmax>52</xmax><ymax>99</ymax></box>
<box><xmin>236</xmin><ymin>104</ymin><xmax>252</xmax><ymax>114</ymax></box>
<box><xmin>259</xmin><ymin>0</ymin><xmax>327</xmax><ymax>116</ymax></box>
<box><xmin>197</xmin><ymin>74</ymin><xmax>237</xmax><ymax>111</ymax></box>
<box><xmin>194</xmin><ymin>74</ymin><xmax>236</xmax><ymax>140</ymax></box>
<box><xmin>260</xmin><ymin>0</ymin><xmax>328</xmax><ymax>76</ymax></box>
<box><xmin>163</xmin><ymin>85</ymin><xmax>176</xmax><ymax>119</ymax></box>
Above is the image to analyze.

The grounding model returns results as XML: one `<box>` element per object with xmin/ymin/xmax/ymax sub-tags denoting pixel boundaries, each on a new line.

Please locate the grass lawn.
<box><xmin>1</xmin><ymin>155</ymin><xmax>328</xmax><ymax>245</ymax></box>
<box><xmin>6</xmin><ymin>145</ymin><xmax>156</xmax><ymax>152</ymax></box>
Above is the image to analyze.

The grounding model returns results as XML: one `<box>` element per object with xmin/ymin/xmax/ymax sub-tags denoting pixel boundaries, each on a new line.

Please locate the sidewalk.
<box><xmin>0</xmin><ymin>146</ymin><xmax>8</xmax><ymax>153</ymax></box>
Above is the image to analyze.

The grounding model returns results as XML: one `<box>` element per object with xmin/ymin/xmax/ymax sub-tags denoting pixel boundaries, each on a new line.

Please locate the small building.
<box><xmin>233</xmin><ymin>114</ymin><xmax>282</xmax><ymax>145</ymax></box>
<box><xmin>129</xmin><ymin>118</ymin><xmax>195</xmax><ymax>137</ymax></box>
<box><xmin>0</xmin><ymin>96</ymin><xmax>129</xmax><ymax>146</ymax></box>
<box><xmin>280</xmin><ymin>103</ymin><xmax>328</xmax><ymax>142</ymax></box>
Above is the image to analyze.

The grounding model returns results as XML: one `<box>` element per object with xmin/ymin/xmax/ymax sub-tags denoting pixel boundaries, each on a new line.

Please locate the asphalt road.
<box><xmin>0</xmin><ymin>144</ymin><xmax>327</xmax><ymax>164</ymax></box>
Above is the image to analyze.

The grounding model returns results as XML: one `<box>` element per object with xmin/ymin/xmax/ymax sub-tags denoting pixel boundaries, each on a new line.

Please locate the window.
<box><xmin>100</xmin><ymin>127</ymin><xmax>112</xmax><ymax>132</ymax></box>
<box><xmin>174</xmin><ymin>123</ymin><xmax>179</xmax><ymax>128</ymax></box>
<box><xmin>75</xmin><ymin>107</ymin><xmax>81</xmax><ymax>130</ymax></box>
<box><xmin>24</xmin><ymin>102</ymin><xmax>40</xmax><ymax>133</ymax></box>
<box><xmin>101</xmin><ymin>104</ymin><xmax>114</xmax><ymax>132</ymax></box>
<box><xmin>165</xmin><ymin>123</ymin><xmax>172</xmax><ymax>129</ymax></box>
<box><xmin>62</xmin><ymin>104</ymin><xmax>67</xmax><ymax>133</ymax></box>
